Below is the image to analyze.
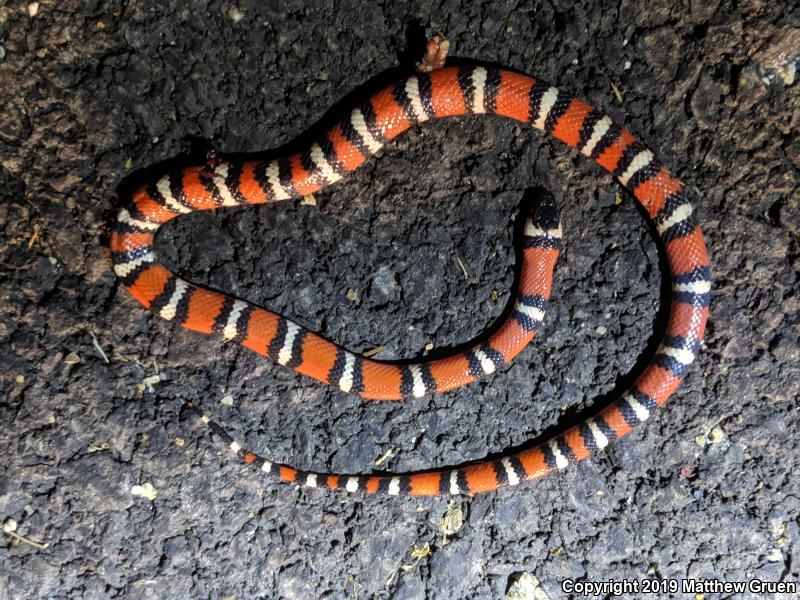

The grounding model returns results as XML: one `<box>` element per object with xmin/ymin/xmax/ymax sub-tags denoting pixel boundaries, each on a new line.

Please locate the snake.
<box><xmin>111</xmin><ymin>65</ymin><xmax>711</xmax><ymax>496</ymax></box>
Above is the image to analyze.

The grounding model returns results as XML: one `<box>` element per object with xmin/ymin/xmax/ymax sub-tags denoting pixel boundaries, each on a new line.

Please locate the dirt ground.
<box><xmin>1</xmin><ymin>1</ymin><xmax>799</xmax><ymax>598</ymax></box>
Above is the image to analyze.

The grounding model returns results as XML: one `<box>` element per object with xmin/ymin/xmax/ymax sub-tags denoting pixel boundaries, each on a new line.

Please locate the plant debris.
<box><xmin>3</xmin><ymin>518</ymin><xmax>49</xmax><ymax>549</ymax></box>
<box><xmin>362</xmin><ymin>345</ymin><xmax>384</xmax><ymax>358</ymax></box>
<box><xmin>506</xmin><ymin>573</ymin><xmax>550</xmax><ymax>600</ymax></box>
<box><xmin>373</xmin><ymin>448</ymin><xmax>394</xmax><ymax>466</ymax></box>
<box><xmin>400</xmin><ymin>542</ymin><xmax>430</xmax><ymax>571</ymax></box>
<box><xmin>439</xmin><ymin>501</ymin><xmax>463</xmax><ymax>540</ymax></box>
<box><xmin>131</xmin><ymin>483</ymin><xmax>157</xmax><ymax>501</ymax></box>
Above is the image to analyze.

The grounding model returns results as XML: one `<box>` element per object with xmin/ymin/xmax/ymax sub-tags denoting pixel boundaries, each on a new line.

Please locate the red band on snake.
<box><xmin>111</xmin><ymin>66</ymin><xmax>710</xmax><ymax>496</ymax></box>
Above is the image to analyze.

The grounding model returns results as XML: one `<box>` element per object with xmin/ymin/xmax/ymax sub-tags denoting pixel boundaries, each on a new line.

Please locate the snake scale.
<box><xmin>111</xmin><ymin>65</ymin><xmax>710</xmax><ymax>496</ymax></box>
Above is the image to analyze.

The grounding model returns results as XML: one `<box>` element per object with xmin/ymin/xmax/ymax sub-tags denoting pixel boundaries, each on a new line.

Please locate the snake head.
<box><xmin>531</xmin><ymin>190</ymin><xmax>561</xmax><ymax>234</ymax></box>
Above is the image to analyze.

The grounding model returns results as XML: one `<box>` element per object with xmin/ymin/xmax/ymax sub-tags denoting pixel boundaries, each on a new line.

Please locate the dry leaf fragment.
<box><xmin>3</xmin><ymin>517</ymin><xmax>49</xmax><ymax>549</ymax></box>
<box><xmin>439</xmin><ymin>501</ymin><xmax>463</xmax><ymax>538</ymax></box>
<box><xmin>455</xmin><ymin>256</ymin><xmax>470</xmax><ymax>280</ymax></box>
<box><xmin>90</xmin><ymin>331</ymin><xmax>109</xmax><ymax>363</ymax></box>
<box><xmin>506</xmin><ymin>573</ymin><xmax>550</xmax><ymax>600</ymax></box>
<box><xmin>373</xmin><ymin>448</ymin><xmax>394</xmax><ymax>467</ymax></box>
<box><xmin>610</xmin><ymin>81</ymin><xmax>624</xmax><ymax>102</ymax></box>
<box><xmin>707</xmin><ymin>425</ymin><xmax>726</xmax><ymax>443</ymax></box>
<box><xmin>28</xmin><ymin>223</ymin><xmax>41</xmax><ymax>248</ymax></box>
<box><xmin>363</xmin><ymin>345</ymin><xmax>384</xmax><ymax>358</ymax></box>
<box><xmin>131</xmin><ymin>483</ymin><xmax>157</xmax><ymax>501</ymax></box>
<box><xmin>400</xmin><ymin>543</ymin><xmax>430</xmax><ymax>571</ymax></box>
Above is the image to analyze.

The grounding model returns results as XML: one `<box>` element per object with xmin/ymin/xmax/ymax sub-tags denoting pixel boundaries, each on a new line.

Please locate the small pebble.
<box><xmin>595</xmin><ymin>325</ymin><xmax>607</xmax><ymax>336</ymax></box>
<box><xmin>0</xmin><ymin>45</ymin><xmax>5</xmax><ymax>60</ymax></box>
<box><xmin>27</xmin><ymin>2</ymin><xmax>38</xmax><ymax>17</ymax></box>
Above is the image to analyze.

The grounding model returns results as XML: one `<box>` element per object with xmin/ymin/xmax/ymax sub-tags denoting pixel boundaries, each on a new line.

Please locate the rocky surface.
<box><xmin>1</xmin><ymin>1</ymin><xmax>798</xmax><ymax>598</ymax></box>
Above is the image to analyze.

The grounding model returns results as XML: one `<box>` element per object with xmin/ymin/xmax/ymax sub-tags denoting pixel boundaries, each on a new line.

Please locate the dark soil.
<box><xmin>1</xmin><ymin>1</ymin><xmax>799</xmax><ymax>598</ymax></box>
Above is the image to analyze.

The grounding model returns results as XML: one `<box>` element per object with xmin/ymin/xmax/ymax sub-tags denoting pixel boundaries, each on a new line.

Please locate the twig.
<box><xmin>363</xmin><ymin>345</ymin><xmax>384</xmax><ymax>358</ymax></box>
<box><xmin>89</xmin><ymin>331</ymin><xmax>109</xmax><ymax>363</ymax></box>
<box><xmin>455</xmin><ymin>256</ymin><xmax>470</xmax><ymax>280</ymax></box>
<box><xmin>3</xmin><ymin>519</ymin><xmax>48</xmax><ymax>549</ymax></box>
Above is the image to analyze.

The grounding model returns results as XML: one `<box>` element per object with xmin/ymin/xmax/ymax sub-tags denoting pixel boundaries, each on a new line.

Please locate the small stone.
<box><xmin>641</xmin><ymin>27</ymin><xmax>681</xmax><ymax>79</ymax></box>
<box><xmin>624</xmin><ymin>60</ymin><xmax>631</xmax><ymax>70</ymax></box>
<box><xmin>15</xmin><ymin>374</ymin><xmax>24</xmax><ymax>383</ymax></box>
<box><xmin>596</xmin><ymin>188</ymin><xmax>616</xmax><ymax>208</ymax></box>
<box><xmin>346</xmin><ymin>288</ymin><xmax>359</xmax><ymax>302</ymax></box>
<box><xmin>371</xmin><ymin>266</ymin><xmax>398</xmax><ymax>302</ymax></box>
<box><xmin>221</xmin><ymin>395</ymin><xmax>234</xmax><ymax>406</ymax></box>
<box><xmin>779</xmin><ymin>62</ymin><xmax>796</xmax><ymax>85</ymax></box>
<box><xmin>595</xmin><ymin>326</ymin><xmax>607</xmax><ymax>336</ymax></box>
<box><xmin>27</xmin><ymin>2</ymin><xmax>38</xmax><ymax>17</ymax></box>
<box><xmin>0</xmin><ymin>46</ymin><xmax>5</xmax><ymax>60</ymax></box>
<box><xmin>175</xmin><ymin>438</ymin><xmax>185</xmax><ymax>447</ymax></box>
<box><xmin>50</xmin><ymin>172</ymin><xmax>82</xmax><ymax>193</ymax></box>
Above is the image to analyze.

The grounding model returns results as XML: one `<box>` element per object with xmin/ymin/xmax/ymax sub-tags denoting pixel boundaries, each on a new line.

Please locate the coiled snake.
<box><xmin>111</xmin><ymin>62</ymin><xmax>710</xmax><ymax>496</ymax></box>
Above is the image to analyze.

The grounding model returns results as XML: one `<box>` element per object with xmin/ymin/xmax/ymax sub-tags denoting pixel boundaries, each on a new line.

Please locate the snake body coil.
<box><xmin>112</xmin><ymin>66</ymin><xmax>710</xmax><ymax>496</ymax></box>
